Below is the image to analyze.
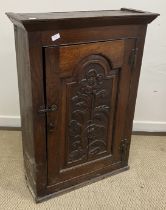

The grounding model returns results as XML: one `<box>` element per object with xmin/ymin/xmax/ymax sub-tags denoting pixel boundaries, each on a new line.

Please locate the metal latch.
<box><xmin>128</xmin><ymin>48</ymin><xmax>138</xmax><ymax>67</ymax></box>
<box><xmin>38</xmin><ymin>104</ymin><xmax>58</xmax><ymax>114</ymax></box>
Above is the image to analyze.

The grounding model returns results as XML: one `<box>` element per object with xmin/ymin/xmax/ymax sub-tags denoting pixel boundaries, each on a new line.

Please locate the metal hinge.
<box><xmin>119</xmin><ymin>138</ymin><xmax>129</xmax><ymax>163</ymax></box>
<box><xmin>128</xmin><ymin>48</ymin><xmax>138</xmax><ymax>67</ymax></box>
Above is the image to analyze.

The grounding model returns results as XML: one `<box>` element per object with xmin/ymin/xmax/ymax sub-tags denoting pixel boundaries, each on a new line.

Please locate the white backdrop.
<box><xmin>0</xmin><ymin>0</ymin><xmax>166</xmax><ymax>131</ymax></box>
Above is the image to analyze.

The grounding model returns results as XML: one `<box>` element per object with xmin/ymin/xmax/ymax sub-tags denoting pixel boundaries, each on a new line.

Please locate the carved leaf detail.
<box><xmin>95</xmin><ymin>105</ymin><xmax>110</xmax><ymax>113</ymax></box>
<box><xmin>96</xmin><ymin>89</ymin><xmax>107</xmax><ymax>98</ymax></box>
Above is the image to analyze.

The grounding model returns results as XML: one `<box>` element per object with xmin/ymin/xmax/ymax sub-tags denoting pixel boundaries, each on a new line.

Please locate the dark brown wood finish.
<box><xmin>14</xmin><ymin>26</ymin><xmax>36</xmax><ymax>194</ymax></box>
<box><xmin>6</xmin><ymin>8</ymin><xmax>159</xmax><ymax>202</ymax></box>
<box><xmin>7</xmin><ymin>8</ymin><xmax>158</xmax><ymax>31</ymax></box>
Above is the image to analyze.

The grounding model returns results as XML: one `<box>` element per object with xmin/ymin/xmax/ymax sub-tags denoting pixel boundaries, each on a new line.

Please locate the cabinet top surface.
<box><xmin>7</xmin><ymin>8</ymin><xmax>159</xmax><ymax>21</ymax></box>
<box><xmin>6</xmin><ymin>8</ymin><xmax>159</xmax><ymax>31</ymax></box>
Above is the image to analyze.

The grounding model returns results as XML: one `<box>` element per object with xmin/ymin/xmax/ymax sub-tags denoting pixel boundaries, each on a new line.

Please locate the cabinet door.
<box><xmin>44</xmin><ymin>39</ymin><xmax>136</xmax><ymax>187</ymax></box>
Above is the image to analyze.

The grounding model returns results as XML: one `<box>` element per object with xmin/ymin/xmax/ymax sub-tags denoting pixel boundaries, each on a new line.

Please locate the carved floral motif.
<box><xmin>67</xmin><ymin>56</ymin><xmax>112</xmax><ymax>165</ymax></box>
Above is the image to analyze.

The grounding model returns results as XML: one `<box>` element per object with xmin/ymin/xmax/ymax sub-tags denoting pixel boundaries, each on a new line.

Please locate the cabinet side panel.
<box><xmin>123</xmin><ymin>25</ymin><xmax>148</xmax><ymax>163</ymax></box>
<box><xmin>14</xmin><ymin>26</ymin><xmax>36</xmax><ymax>193</ymax></box>
<box><xmin>28</xmin><ymin>32</ymin><xmax>47</xmax><ymax>197</ymax></box>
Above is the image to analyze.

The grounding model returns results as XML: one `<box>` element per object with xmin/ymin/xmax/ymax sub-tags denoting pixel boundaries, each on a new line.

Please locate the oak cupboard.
<box><xmin>6</xmin><ymin>8</ymin><xmax>159</xmax><ymax>202</ymax></box>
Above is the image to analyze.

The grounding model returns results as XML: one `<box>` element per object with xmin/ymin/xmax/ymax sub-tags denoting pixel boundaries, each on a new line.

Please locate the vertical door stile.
<box><xmin>112</xmin><ymin>38</ymin><xmax>137</xmax><ymax>164</ymax></box>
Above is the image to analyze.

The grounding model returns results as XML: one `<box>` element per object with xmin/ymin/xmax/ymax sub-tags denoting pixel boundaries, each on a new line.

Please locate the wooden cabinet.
<box><xmin>6</xmin><ymin>8</ymin><xmax>158</xmax><ymax>202</ymax></box>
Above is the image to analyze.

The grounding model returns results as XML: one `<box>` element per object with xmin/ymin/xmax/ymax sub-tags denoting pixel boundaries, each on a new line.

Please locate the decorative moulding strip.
<box><xmin>0</xmin><ymin>115</ymin><xmax>21</xmax><ymax>127</ymax></box>
<box><xmin>133</xmin><ymin>120</ymin><xmax>166</xmax><ymax>132</ymax></box>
